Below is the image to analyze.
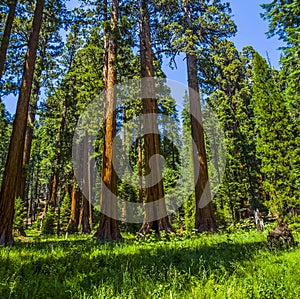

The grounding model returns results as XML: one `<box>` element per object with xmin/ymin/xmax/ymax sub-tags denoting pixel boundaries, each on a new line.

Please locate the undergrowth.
<box><xmin>0</xmin><ymin>230</ymin><xmax>299</xmax><ymax>298</ymax></box>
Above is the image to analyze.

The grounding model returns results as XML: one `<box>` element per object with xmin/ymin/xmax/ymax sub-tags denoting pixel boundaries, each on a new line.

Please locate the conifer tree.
<box><xmin>0</xmin><ymin>0</ymin><xmax>17</xmax><ymax>80</ymax></box>
<box><xmin>252</xmin><ymin>52</ymin><xmax>292</xmax><ymax>215</ymax></box>
<box><xmin>0</xmin><ymin>0</ymin><xmax>45</xmax><ymax>246</ymax></box>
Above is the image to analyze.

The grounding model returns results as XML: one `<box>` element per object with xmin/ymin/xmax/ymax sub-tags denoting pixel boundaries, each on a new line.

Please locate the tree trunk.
<box><xmin>138</xmin><ymin>0</ymin><xmax>173</xmax><ymax>235</ymax></box>
<box><xmin>66</xmin><ymin>177</ymin><xmax>80</xmax><ymax>232</ymax></box>
<box><xmin>15</xmin><ymin>108</ymin><xmax>35</xmax><ymax>200</ymax></box>
<box><xmin>79</xmin><ymin>134</ymin><xmax>91</xmax><ymax>234</ymax></box>
<box><xmin>16</xmin><ymin>35</ymin><xmax>48</xmax><ymax>204</ymax></box>
<box><xmin>137</xmin><ymin>137</ymin><xmax>144</xmax><ymax>203</ymax></box>
<box><xmin>79</xmin><ymin>195</ymin><xmax>91</xmax><ymax>234</ymax></box>
<box><xmin>0</xmin><ymin>0</ymin><xmax>17</xmax><ymax>80</ymax></box>
<box><xmin>184</xmin><ymin>1</ymin><xmax>217</xmax><ymax>232</ymax></box>
<box><xmin>88</xmin><ymin>141</ymin><xmax>93</xmax><ymax>230</ymax></box>
<box><xmin>0</xmin><ymin>0</ymin><xmax>45</xmax><ymax>246</ymax></box>
<box><xmin>94</xmin><ymin>0</ymin><xmax>122</xmax><ymax>241</ymax></box>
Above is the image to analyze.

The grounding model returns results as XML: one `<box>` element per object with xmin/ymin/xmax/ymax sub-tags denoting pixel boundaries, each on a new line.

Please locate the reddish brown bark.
<box><xmin>0</xmin><ymin>0</ymin><xmax>45</xmax><ymax>246</ymax></box>
<box><xmin>49</xmin><ymin>174</ymin><xmax>57</xmax><ymax>206</ymax></box>
<box><xmin>79</xmin><ymin>195</ymin><xmax>91</xmax><ymax>234</ymax></box>
<box><xmin>66</xmin><ymin>177</ymin><xmax>80</xmax><ymax>232</ymax></box>
<box><xmin>184</xmin><ymin>1</ymin><xmax>217</xmax><ymax>232</ymax></box>
<box><xmin>79</xmin><ymin>134</ymin><xmax>91</xmax><ymax>234</ymax></box>
<box><xmin>137</xmin><ymin>137</ymin><xmax>143</xmax><ymax>203</ymax></box>
<box><xmin>94</xmin><ymin>0</ymin><xmax>122</xmax><ymax>241</ymax></box>
<box><xmin>15</xmin><ymin>108</ymin><xmax>35</xmax><ymax>201</ymax></box>
<box><xmin>138</xmin><ymin>0</ymin><xmax>173</xmax><ymax>235</ymax></box>
<box><xmin>16</xmin><ymin>36</ymin><xmax>48</xmax><ymax>204</ymax></box>
<box><xmin>0</xmin><ymin>0</ymin><xmax>17</xmax><ymax>80</ymax></box>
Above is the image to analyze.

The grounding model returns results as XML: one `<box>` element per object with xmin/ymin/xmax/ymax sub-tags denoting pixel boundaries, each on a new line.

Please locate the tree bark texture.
<box><xmin>0</xmin><ymin>0</ymin><xmax>17</xmax><ymax>80</ymax></box>
<box><xmin>94</xmin><ymin>0</ymin><xmax>122</xmax><ymax>241</ymax></box>
<box><xmin>138</xmin><ymin>0</ymin><xmax>173</xmax><ymax>235</ymax></box>
<box><xmin>184</xmin><ymin>1</ymin><xmax>217</xmax><ymax>232</ymax></box>
<box><xmin>0</xmin><ymin>0</ymin><xmax>45</xmax><ymax>246</ymax></box>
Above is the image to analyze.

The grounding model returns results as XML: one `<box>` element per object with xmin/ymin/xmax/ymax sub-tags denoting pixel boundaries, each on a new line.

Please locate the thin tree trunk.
<box><xmin>0</xmin><ymin>0</ymin><xmax>45</xmax><ymax>246</ymax></box>
<box><xmin>138</xmin><ymin>0</ymin><xmax>173</xmax><ymax>235</ymax></box>
<box><xmin>137</xmin><ymin>137</ymin><xmax>143</xmax><ymax>203</ymax></box>
<box><xmin>94</xmin><ymin>0</ymin><xmax>122</xmax><ymax>241</ymax></box>
<box><xmin>88</xmin><ymin>145</ymin><xmax>93</xmax><ymax>230</ymax></box>
<box><xmin>184</xmin><ymin>1</ymin><xmax>217</xmax><ymax>232</ymax></box>
<box><xmin>0</xmin><ymin>0</ymin><xmax>17</xmax><ymax>80</ymax></box>
<box><xmin>79</xmin><ymin>134</ymin><xmax>91</xmax><ymax>234</ymax></box>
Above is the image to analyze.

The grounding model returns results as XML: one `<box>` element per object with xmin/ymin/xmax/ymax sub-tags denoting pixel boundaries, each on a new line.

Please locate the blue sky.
<box><xmin>3</xmin><ymin>0</ymin><xmax>283</xmax><ymax>114</ymax></box>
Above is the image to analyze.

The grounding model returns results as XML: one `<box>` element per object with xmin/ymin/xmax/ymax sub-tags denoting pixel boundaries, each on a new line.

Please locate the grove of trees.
<box><xmin>0</xmin><ymin>0</ymin><xmax>299</xmax><ymax>246</ymax></box>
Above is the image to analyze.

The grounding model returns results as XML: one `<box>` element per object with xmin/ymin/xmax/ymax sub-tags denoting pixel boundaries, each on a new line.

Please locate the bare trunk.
<box><xmin>79</xmin><ymin>134</ymin><xmax>91</xmax><ymax>234</ymax></box>
<box><xmin>94</xmin><ymin>0</ymin><xmax>122</xmax><ymax>241</ymax></box>
<box><xmin>88</xmin><ymin>142</ymin><xmax>93</xmax><ymax>230</ymax></box>
<box><xmin>15</xmin><ymin>109</ymin><xmax>35</xmax><ymax>201</ymax></box>
<box><xmin>16</xmin><ymin>38</ymin><xmax>47</xmax><ymax>203</ymax></box>
<box><xmin>184</xmin><ymin>1</ymin><xmax>217</xmax><ymax>232</ymax></box>
<box><xmin>0</xmin><ymin>0</ymin><xmax>45</xmax><ymax>246</ymax></box>
<box><xmin>66</xmin><ymin>177</ymin><xmax>80</xmax><ymax>232</ymax></box>
<box><xmin>0</xmin><ymin>0</ymin><xmax>17</xmax><ymax>80</ymax></box>
<box><xmin>79</xmin><ymin>195</ymin><xmax>91</xmax><ymax>234</ymax></box>
<box><xmin>49</xmin><ymin>174</ymin><xmax>57</xmax><ymax>206</ymax></box>
<box><xmin>138</xmin><ymin>0</ymin><xmax>173</xmax><ymax>235</ymax></box>
<box><xmin>137</xmin><ymin>137</ymin><xmax>143</xmax><ymax>203</ymax></box>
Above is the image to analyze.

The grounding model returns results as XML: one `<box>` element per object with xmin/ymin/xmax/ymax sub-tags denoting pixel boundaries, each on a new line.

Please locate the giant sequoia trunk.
<box><xmin>138</xmin><ymin>0</ymin><xmax>173</xmax><ymax>234</ymax></box>
<box><xmin>15</xmin><ymin>107</ymin><xmax>35</xmax><ymax>204</ymax></box>
<box><xmin>0</xmin><ymin>0</ymin><xmax>17</xmax><ymax>80</ymax></box>
<box><xmin>184</xmin><ymin>1</ymin><xmax>217</xmax><ymax>232</ymax></box>
<box><xmin>0</xmin><ymin>0</ymin><xmax>45</xmax><ymax>246</ymax></box>
<box><xmin>94</xmin><ymin>0</ymin><xmax>122</xmax><ymax>241</ymax></box>
<box><xmin>15</xmin><ymin>39</ymin><xmax>48</xmax><ymax>205</ymax></box>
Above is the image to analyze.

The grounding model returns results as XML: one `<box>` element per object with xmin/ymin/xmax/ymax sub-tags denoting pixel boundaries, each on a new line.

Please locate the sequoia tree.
<box><xmin>0</xmin><ymin>0</ymin><xmax>45</xmax><ymax>246</ymax></box>
<box><xmin>138</xmin><ymin>0</ymin><xmax>173</xmax><ymax>234</ymax></box>
<box><xmin>182</xmin><ymin>1</ymin><xmax>217</xmax><ymax>232</ymax></box>
<box><xmin>94</xmin><ymin>0</ymin><xmax>122</xmax><ymax>240</ymax></box>
<box><xmin>0</xmin><ymin>0</ymin><xmax>17</xmax><ymax>80</ymax></box>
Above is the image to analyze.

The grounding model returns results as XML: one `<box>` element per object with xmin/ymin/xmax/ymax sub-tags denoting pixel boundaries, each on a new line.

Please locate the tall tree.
<box><xmin>154</xmin><ymin>0</ymin><xmax>236</xmax><ymax>231</ymax></box>
<box><xmin>206</xmin><ymin>42</ymin><xmax>262</xmax><ymax>224</ymax></box>
<box><xmin>15</xmin><ymin>0</ymin><xmax>66</xmax><ymax>206</ymax></box>
<box><xmin>262</xmin><ymin>0</ymin><xmax>300</xmax><ymax>209</ymax></box>
<box><xmin>0</xmin><ymin>0</ymin><xmax>17</xmax><ymax>80</ymax></box>
<box><xmin>0</xmin><ymin>0</ymin><xmax>45</xmax><ymax>246</ymax></box>
<box><xmin>252</xmin><ymin>52</ymin><xmax>292</xmax><ymax>215</ymax></box>
<box><xmin>94</xmin><ymin>0</ymin><xmax>122</xmax><ymax>240</ymax></box>
<box><xmin>183</xmin><ymin>0</ymin><xmax>218</xmax><ymax>232</ymax></box>
<box><xmin>138</xmin><ymin>0</ymin><xmax>173</xmax><ymax>234</ymax></box>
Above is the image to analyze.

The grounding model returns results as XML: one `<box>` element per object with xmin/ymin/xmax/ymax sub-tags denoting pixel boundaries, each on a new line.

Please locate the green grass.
<box><xmin>0</xmin><ymin>229</ymin><xmax>299</xmax><ymax>298</ymax></box>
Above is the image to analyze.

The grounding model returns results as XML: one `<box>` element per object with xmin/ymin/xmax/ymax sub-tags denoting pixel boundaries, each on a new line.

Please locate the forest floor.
<box><xmin>0</xmin><ymin>227</ymin><xmax>299</xmax><ymax>298</ymax></box>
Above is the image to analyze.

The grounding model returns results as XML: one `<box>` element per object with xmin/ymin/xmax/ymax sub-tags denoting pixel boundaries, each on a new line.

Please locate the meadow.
<box><xmin>0</xmin><ymin>228</ymin><xmax>299</xmax><ymax>299</ymax></box>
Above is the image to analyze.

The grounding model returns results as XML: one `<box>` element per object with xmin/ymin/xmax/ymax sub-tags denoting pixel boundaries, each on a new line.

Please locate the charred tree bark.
<box><xmin>0</xmin><ymin>0</ymin><xmax>45</xmax><ymax>246</ymax></box>
<box><xmin>138</xmin><ymin>0</ymin><xmax>173</xmax><ymax>235</ymax></box>
<box><xmin>184</xmin><ymin>1</ymin><xmax>217</xmax><ymax>232</ymax></box>
<box><xmin>0</xmin><ymin>0</ymin><xmax>17</xmax><ymax>80</ymax></box>
<box><xmin>94</xmin><ymin>0</ymin><xmax>122</xmax><ymax>241</ymax></box>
